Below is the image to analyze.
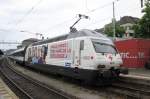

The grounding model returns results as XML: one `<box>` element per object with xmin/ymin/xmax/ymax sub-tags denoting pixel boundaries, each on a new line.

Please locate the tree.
<box><xmin>104</xmin><ymin>23</ymin><xmax>125</xmax><ymax>37</ymax></box>
<box><xmin>134</xmin><ymin>1</ymin><xmax>150</xmax><ymax>38</ymax></box>
<box><xmin>133</xmin><ymin>24</ymin><xmax>141</xmax><ymax>37</ymax></box>
<box><xmin>115</xmin><ymin>24</ymin><xmax>125</xmax><ymax>37</ymax></box>
<box><xmin>104</xmin><ymin>24</ymin><xmax>113</xmax><ymax>37</ymax></box>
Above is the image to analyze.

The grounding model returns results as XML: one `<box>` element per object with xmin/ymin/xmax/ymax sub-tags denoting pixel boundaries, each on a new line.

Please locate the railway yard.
<box><xmin>0</xmin><ymin>0</ymin><xmax>150</xmax><ymax>99</ymax></box>
<box><xmin>0</xmin><ymin>57</ymin><xmax>150</xmax><ymax>99</ymax></box>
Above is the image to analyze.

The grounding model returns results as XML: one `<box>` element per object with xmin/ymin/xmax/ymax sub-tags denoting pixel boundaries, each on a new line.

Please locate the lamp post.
<box><xmin>112</xmin><ymin>0</ymin><xmax>120</xmax><ymax>40</ymax></box>
<box><xmin>112</xmin><ymin>1</ymin><xmax>116</xmax><ymax>40</ymax></box>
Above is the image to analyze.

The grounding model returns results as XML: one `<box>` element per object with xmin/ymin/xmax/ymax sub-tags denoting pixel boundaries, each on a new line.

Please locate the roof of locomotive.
<box><xmin>31</xmin><ymin>29</ymin><xmax>109</xmax><ymax>46</ymax></box>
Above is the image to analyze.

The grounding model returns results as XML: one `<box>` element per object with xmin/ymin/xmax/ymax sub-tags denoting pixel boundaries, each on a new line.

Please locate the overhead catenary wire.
<box><xmin>17</xmin><ymin>0</ymin><xmax>118</xmax><ymax>33</ymax></box>
<box><xmin>83</xmin><ymin>0</ymin><xmax>141</xmax><ymax>30</ymax></box>
<box><xmin>8</xmin><ymin>0</ymin><xmax>139</xmax><ymax>37</ymax></box>
<box><xmin>4</xmin><ymin>0</ymin><xmax>138</xmax><ymax>33</ymax></box>
<box><xmin>85</xmin><ymin>0</ymin><xmax>121</xmax><ymax>14</ymax></box>
<box><xmin>86</xmin><ymin>2</ymin><xmax>112</xmax><ymax>14</ymax></box>
<box><xmin>45</xmin><ymin>17</ymin><xmax>76</xmax><ymax>33</ymax></box>
<box><xmin>15</xmin><ymin>0</ymin><xmax>43</xmax><ymax>26</ymax></box>
<box><xmin>46</xmin><ymin>0</ymin><xmax>121</xmax><ymax>31</ymax></box>
<box><xmin>83</xmin><ymin>16</ymin><xmax>112</xmax><ymax>29</ymax></box>
<box><xmin>45</xmin><ymin>1</ymin><xmax>115</xmax><ymax>33</ymax></box>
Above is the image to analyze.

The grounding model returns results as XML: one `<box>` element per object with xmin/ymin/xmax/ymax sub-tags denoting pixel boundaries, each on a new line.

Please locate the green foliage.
<box><xmin>133</xmin><ymin>24</ymin><xmax>141</xmax><ymax>37</ymax></box>
<box><xmin>134</xmin><ymin>1</ymin><xmax>150</xmax><ymax>38</ymax></box>
<box><xmin>104</xmin><ymin>25</ymin><xmax>113</xmax><ymax>37</ymax></box>
<box><xmin>104</xmin><ymin>23</ymin><xmax>125</xmax><ymax>37</ymax></box>
<box><xmin>116</xmin><ymin>24</ymin><xmax>125</xmax><ymax>37</ymax></box>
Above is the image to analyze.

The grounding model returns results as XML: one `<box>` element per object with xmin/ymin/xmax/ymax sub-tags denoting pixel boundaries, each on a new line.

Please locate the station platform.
<box><xmin>128</xmin><ymin>68</ymin><xmax>150</xmax><ymax>77</ymax></box>
<box><xmin>0</xmin><ymin>78</ymin><xmax>18</xmax><ymax>99</ymax></box>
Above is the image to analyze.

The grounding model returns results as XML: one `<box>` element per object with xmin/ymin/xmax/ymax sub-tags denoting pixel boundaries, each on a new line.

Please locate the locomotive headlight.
<box><xmin>97</xmin><ymin>65</ymin><xmax>105</xmax><ymax>69</ymax></box>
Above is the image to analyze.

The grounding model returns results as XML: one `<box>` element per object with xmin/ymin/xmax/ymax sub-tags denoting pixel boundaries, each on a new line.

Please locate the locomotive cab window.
<box><xmin>80</xmin><ymin>40</ymin><xmax>84</xmax><ymax>50</ymax></box>
<box><xmin>92</xmin><ymin>40</ymin><xmax>117</xmax><ymax>54</ymax></box>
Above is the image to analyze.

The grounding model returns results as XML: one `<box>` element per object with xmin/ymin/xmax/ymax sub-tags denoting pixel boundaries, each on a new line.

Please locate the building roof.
<box><xmin>117</xmin><ymin>16</ymin><xmax>139</xmax><ymax>25</ymax></box>
<box><xmin>22</xmin><ymin>38</ymin><xmax>39</xmax><ymax>42</ymax></box>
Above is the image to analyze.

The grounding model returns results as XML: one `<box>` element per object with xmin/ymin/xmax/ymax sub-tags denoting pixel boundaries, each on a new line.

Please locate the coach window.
<box><xmin>44</xmin><ymin>45</ymin><xmax>48</xmax><ymax>56</ymax></box>
<box><xmin>80</xmin><ymin>40</ymin><xmax>84</xmax><ymax>50</ymax></box>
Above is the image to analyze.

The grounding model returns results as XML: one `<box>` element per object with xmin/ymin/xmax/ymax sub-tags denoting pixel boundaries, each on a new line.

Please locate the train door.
<box><xmin>73</xmin><ymin>39</ymin><xmax>82</xmax><ymax>67</ymax></box>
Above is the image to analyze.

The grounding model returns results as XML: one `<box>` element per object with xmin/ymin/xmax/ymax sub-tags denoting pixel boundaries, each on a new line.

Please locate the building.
<box><xmin>119</xmin><ymin>16</ymin><xmax>139</xmax><ymax>38</ymax></box>
<box><xmin>120</xmin><ymin>23</ymin><xmax>134</xmax><ymax>38</ymax></box>
<box><xmin>96</xmin><ymin>16</ymin><xmax>139</xmax><ymax>38</ymax></box>
<box><xmin>17</xmin><ymin>38</ymin><xmax>40</xmax><ymax>48</ymax></box>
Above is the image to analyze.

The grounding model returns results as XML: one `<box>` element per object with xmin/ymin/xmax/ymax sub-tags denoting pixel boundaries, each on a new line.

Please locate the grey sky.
<box><xmin>0</xmin><ymin>0</ymin><xmax>142</xmax><ymax>49</ymax></box>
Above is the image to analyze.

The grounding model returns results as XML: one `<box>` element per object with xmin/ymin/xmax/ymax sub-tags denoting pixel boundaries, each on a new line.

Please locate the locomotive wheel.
<box><xmin>145</xmin><ymin>62</ymin><xmax>150</xmax><ymax>69</ymax></box>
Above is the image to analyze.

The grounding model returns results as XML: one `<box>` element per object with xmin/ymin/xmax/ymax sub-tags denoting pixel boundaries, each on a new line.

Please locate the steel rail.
<box><xmin>108</xmin><ymin>75</ymin><xmax>150</xmax><ymax>98</ymax></box>
<box><xmin>1</xmin><ymin>58</ymin><xmax>75</xmax><ymax>99</ymax></box>
<box><xmin>0</xmin><ymin>60</ymin><xmax>33</xmax><ymax>99</ymax></box>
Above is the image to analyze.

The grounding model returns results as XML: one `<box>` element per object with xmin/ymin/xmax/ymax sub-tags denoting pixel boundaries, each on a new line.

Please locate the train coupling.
<box><xmin>98</xmin><ymin>67</ymin><xmax>128</xmax><ymax>78</ymax></box>
<box><xmin>109</xmin><ymin>67</ymin><xmax>128</xmax><ymax>76</ymax></box>
<box><xmin>117</xmin><ymin>67</ymin><xmax>128</xmax><ymax>75</ymax></box>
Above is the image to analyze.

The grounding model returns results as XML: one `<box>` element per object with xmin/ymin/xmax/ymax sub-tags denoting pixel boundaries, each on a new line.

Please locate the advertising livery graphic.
<box><xmin>50</xmin><ymin>42</ymin><xmax>71</xmax><ymax>59</ymax></box>
<box><xmin>28</xmin><ymin>45</ymin><xmax>48</xmax><ymax>64</ymax></box>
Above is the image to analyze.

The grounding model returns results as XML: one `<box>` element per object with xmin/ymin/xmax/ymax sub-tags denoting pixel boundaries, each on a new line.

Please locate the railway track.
<box><xmin>2</xmin><ymin>57</ymin><xmax>150</xmax><ymax>99</ymax></box>
<box><xmin>107</xmin><ymin>75</ymin><xmax>150</xmax><ymax>99</ymax></box>
<box><xmin>0</xmin><ymin>58</ymin><xmax>75</xmax><ymax>99</ymax></box>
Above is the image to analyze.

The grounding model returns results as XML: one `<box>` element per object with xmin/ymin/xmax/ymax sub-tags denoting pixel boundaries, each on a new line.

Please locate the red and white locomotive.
<box><xmin>9</xmin><ymin>29</ymin><xmax>128</xmax><ymax>84</ymax></box>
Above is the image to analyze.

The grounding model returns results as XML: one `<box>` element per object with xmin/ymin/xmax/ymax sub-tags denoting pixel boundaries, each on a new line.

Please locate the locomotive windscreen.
<box><xmin>92</xmin><ymin>41</ymin><xmax>117</xmax><ymax>54</ymax></box>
